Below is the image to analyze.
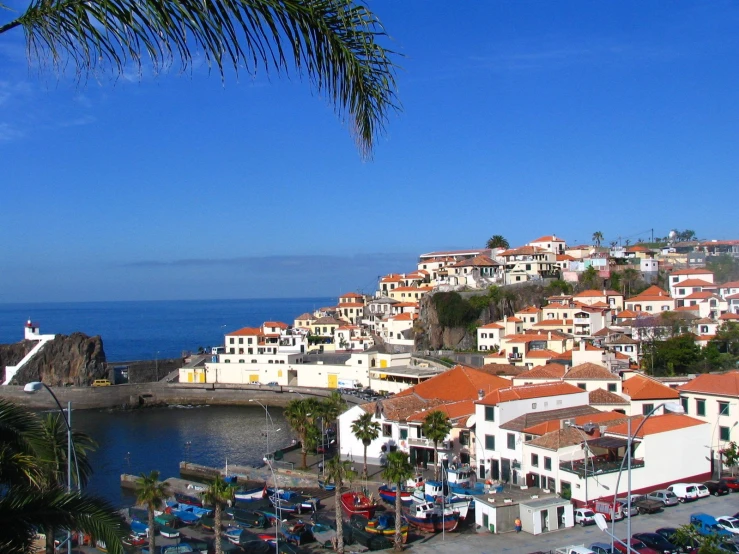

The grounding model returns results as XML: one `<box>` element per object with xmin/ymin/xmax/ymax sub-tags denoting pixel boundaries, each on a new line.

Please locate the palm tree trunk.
<box><xmin>394</xmin><ymin>481</ymin><xmax>403</xmax><ymax>551</ymax></box>
<box><xmin>148</xmin><ymin>505</ymin><xmax>156</xmax><ymax>553</ymax></box>
<box><xmin>433</xmin><ymin>442</ymin><xmax>439</xmax><ymax>481</ymax></box>
<box><xmin>45</xmin><ymin>524</ymin><xmax>54</xmax><ymax>554</ymax></box>
<box><xmin>334</xmin><ymin>485</ymin><xmax>343</xmax><ymax>553</ymax></box>
<box><xmin>363</xmin><ymin>444</ymin><xmax>368</xmax><ymax>478</ymax></box>
<box><xmin>215</xmin><ymin>503</ymin><xmax>222</xmax><ymax>554</ymax></box>
<box><xmin>302</xmin><ymin>445</ymin><xmax>308</xmax><ymax>469</ymax></box>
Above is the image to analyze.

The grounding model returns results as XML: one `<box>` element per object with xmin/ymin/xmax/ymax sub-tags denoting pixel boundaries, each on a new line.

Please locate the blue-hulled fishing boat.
<box><xmin>378</xmin><ymin>484</ymin><xmax>413</xmax><ymax>506</ymax></box>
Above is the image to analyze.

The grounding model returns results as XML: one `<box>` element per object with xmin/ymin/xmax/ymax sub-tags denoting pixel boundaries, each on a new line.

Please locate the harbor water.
<box><xmin>72</xmin><ymin>405</ymin><xmax>293</xmax><ymax>506</ymax></box>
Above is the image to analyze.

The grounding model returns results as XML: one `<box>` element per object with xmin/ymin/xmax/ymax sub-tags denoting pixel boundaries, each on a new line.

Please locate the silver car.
<box><xmin>646</xmin><ymin>489</ymin><xmax>679</xmax><ymax>506</ymax></box>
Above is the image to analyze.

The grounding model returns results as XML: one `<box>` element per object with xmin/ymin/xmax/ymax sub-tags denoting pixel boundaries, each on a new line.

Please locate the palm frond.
<box><xmin>0</xmin><ymin>0</ymin><xmax>400</xmax><ymax>157</ymax></box>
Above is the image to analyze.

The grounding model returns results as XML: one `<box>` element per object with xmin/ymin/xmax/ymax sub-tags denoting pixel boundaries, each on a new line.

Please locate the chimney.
<box><xmin>478</xmin><ymin>389</ymin><xmax>485</xmax><ymax>400</ymax></box>
<box><xmin>548</xmin><ymin>331</ymin><xmax>552</xmax><ymax>341</ymax></box>
<box><xmin>579</xmin><ymin>342</ymin><xmax>585</xmax><ymax>351</ymax></box>
<box><xmin>504</xmin><ymin>315</ymin><xmax>508</xmax><ymax>323</ymax></box>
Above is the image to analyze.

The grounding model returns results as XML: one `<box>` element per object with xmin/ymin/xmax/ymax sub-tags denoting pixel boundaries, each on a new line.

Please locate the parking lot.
<box><xmin>403</xmin><ymin>493</ymin><xmax>739</xmax><ymax>554</ymax></box>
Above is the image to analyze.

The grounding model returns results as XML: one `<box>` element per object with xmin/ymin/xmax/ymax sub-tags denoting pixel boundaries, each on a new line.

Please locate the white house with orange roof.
<box><xmin>500</xmin><ymin>246</ymin><xmax>558</xmax><ymax>283</ymax></box>
<box><xmin>502</xmin><ymin>331</ymin><xmax>570</xmax><ymax>368</ymax></box>
<box><xmin>682</xmin><ymin>291</ymin><xmax>726</xmax><ymax>320</ymax></box>
<box><xmin>669</xmin><ymin>268</ymin><xmax>715</xmax><ymax>300</ymax></box>
<box><xmin>447</xmin><ymin>255</ymin><xmax>503</xmax><ymax>288</ymax></box>
<box><xmin>573</xmin><ymin>289</ymin><xmax>625</xmax><ymax>311</ymax></box>
<box><xmin>474</xmin><ymin>382</ymin><xmax>588</xmax><ymax>483</ymax></box>
<box><xmin>718</xmin><ymin>281</ymin><xmax>739</xmax><ymax>301</ymax></box>
<box><xmin>477</xmin><ymin>322</ymin><xmax>505</xmax><ymax>352</ymax></box>
<box><xmin>528</xmin><ymin>235</ymin><xmax>567</xmax><ymax>255</ymax></box>
<box><xmin>678</xmin><ymin>371</ymin><xmax>739</xmax><ymax>476</ymax></box>
<box><xmin>531</xmin><ymin>318</ymin><xmax>574</xmax><ymax>336</ymax></box>
<box><xmin>388</xmin><ymin>285</ymin><xmax>433</xmax><ymax>302</ymax></box>
<box><xmin>378</xmin><ymin>274</ymin><xmax>403</xmax><ymax>296</ymax></box>
<box><xmin>337</xmin><ymin>293</ymin><xmax>366</xmax><ymax>325</ymax></box>
<box><xmin>621</xmin><ymin>371</ymin><xmax>681</xmax><ymax>416</ymax></box>
<box><xmin>293</xmin><ymin>312</ymin><xmax>313</xmax><ymax>330</ymax></box>
<box><xmin>625</xmin><ymin>285</ymin><xmax>675</xmax><ymax>314</ymax></box>
<box><xmin>380</xmin><ymin>312</ymin><xmax>417</xmax><ymax>348</ymax></box>
<box><xmin>512</xmin><ymin>362</ymin><xmax>621</xmax><ymax>395</ymax></box>
<box><xmin>516</xmin><ymin>306</ymin><xmax>542</xmax><ymax>328</ymax></box>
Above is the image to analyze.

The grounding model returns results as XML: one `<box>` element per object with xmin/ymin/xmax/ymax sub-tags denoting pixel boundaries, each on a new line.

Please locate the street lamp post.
<box><xmin>24</xmin><ymin>381</ymin><xmax>80</xmax><ymax>554</ymax></box>
<box><xmin>249</xmin><ymin>399</ymin><xmax>277</xmax><ymax>458</ymax></box>
<box><xmin>263</xmin><ymin>457</ymin><xmax>280</xmax><ymax>554</ymax></box>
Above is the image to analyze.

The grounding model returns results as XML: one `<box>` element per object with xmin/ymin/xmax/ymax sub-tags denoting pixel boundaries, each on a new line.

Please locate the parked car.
<box><xmin>723</xmin><ymin>478</ymin><xmax>739</xmax><ymax>492</ymax></box>
<box><xmin>632</xmin><ymin>532</ymin><xmax>680</xmax><ymax>554</ymax></box>
<box><xmin>647</xmin><ymin>490</ymin><xmax>679</xmax><ymax>507</ymax></box>
<box><xmin>717</xmin><ymin>516</ymin><xmax>739</xmax><ymax>535</ymax></box>
<box><xmin>694</xmin><ymin>484</ymin><xmax>710</xmax><ymax>498</ymax></box>
<box><xmin>690</xmin><ymin>513</ymin><xmax>734</xmax><ymax>539</ymax></box>
<box><xmin>613</xmin><ymin>538</ymin><xmax>660</xmax><ymax>554</ymax></box>
<box><xmin>719</xmin><ymin>543</ymin><xmax>739</xmax><ymax>554</ymax></box>
<box><xmin>655</xmin><ymin>527</ymin><xmax>698</xmax><ymax>553</ymax></box>
<box><xmin>628</xmin><ymin>494</ymin><xmax>663</xmax><ymax>514</ymax></box>
<box><xmin>590</xmin><ymin>544</ymin><xmax>615</xmax><ymax>554</ymax></box>
<box><xmin>667</xmin><ymin>483</ymin><xmax>699</xmax><ymax>502</ymax></box>
<box><xmin>704</xmin><ymin>480</ymin><xmax>731</xmax><ymax>496</ymax></box>
<box><xmin>573</xmin><ymin>508</ymin><xmax>597</xmax><ymax>526</ymax></box>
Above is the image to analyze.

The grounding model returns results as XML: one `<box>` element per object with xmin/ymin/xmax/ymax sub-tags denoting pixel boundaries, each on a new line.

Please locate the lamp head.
<box><xmin>23</xmin><ymin>382</ymin><xmax>43</xmax><ymax>394</ymax></box>
<box><xmin>594</xmin><ymin>512</ymin><xmax>608</xmax><ymax>531</ymax></box>
<box><xmin>664</xmin><ymin>402</ymin><xmax>685</xmax><ymax>414</ymax></box>
<box><xmin>249</xmin><ymin>399</ymin><xmax>254</xmax><ymax>402</ymax></box>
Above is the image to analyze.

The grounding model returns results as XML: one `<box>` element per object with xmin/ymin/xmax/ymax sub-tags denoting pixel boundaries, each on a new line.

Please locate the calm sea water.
<box><xmin>0</xmin><ymin>298</ymin><xmax>333</xmax><ymax>361</ymax></box>
<box><xmin>73</xmin><ymin>405</ymin><xmax>293</xmax><ymax>507</ymax></box>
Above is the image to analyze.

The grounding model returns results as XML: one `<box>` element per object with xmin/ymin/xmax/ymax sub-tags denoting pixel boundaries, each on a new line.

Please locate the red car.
<box><xmin>722</xmin><ymin>478</ymin><xmax>739</xmax><ymax>492</ymax></box>
<box><xmin>613</xmin><ymin>538</ymin><xmax>660</xmax><ymax>554</ymax></box>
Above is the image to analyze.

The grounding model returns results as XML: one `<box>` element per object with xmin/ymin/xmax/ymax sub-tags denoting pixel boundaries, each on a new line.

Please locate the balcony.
<box><xmin>559</xmin><ymin>457</ymin><xmax>644</xmax><ymax>478</ymax></box>
<box><xmin>407</xmin><ymin>437</ymin><xmax>452</xmax><ymax>450</ymax></box>
<box><xmin>508</xmin><ymin>352</ymin><xmax>523</xmax><ymax>361</ymax></box>
<box><xmin>574</xmin><ymin>317</ymin><xmax>590</xmax><ymax>325</ymax></box>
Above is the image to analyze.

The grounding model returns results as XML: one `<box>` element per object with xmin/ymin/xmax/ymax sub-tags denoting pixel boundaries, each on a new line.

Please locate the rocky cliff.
<box><xmin>415</xmin><ymin>283</ymin><xmax>550</xmax><ymax>350</ymax></box>
<box><xmin>0</xmin><ymin>333</ymin><xmax>107</xmax><ymax>386</ymax></box>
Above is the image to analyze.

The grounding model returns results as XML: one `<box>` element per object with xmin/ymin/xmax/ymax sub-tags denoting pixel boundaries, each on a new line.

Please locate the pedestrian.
<box><xmin>318</xmin><ymin>461</ymin><xmax>323</xmax><ymax>474</ymax></box>
<box><xmin>514</xmin><ymin>517</ymin><xmax>522</xmax><ymax>533</ymax></box>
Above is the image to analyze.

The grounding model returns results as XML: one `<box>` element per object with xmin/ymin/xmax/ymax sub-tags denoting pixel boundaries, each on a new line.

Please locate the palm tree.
<box><xmin>0</xmin><ymin>399</ymin><xmax>125</xmax><ymax>554</ymax></box>
<box><xmin>622</xmin><ymin>268</ymin><xmax>640</xmax><ymax>297</ymax></box>
<box><xmin>592</xmin><ymin>231</ymin><xmax>603</xmax><ymax>247</ymax></box>
<box><xmin>350</xmin><ymin>412</ymin><xmax>380</xmax><ymax>478</ymax></box>
<box><xmin>201</xmin><ymin>475</ymin><xmax>234</xmax><ymax>554</ymax></box>
<box><xmin>0</xmin><ymin>0</ymin><xmax>399</xmax><ymax>159</ymax></box>
<box><xmin>382</xmin><ymin>451</ymin><xmax>413</xmax><ymax>552</ymax></box>
<box><xmin>324</xmin><ymin>456</ymin><xmax>355</xmax><ymax>554</ymax></box>
<box><xmin>422</xmin><ymin>411</ymin><xmax>452</xmax><ymax>481</ymax></box>
<box><xmin>486</xmin><ymin>235</ymin><xmax>510</xmax><ymax>249</ymax></box>
<box><xmin>284</xmin><ymin>398</ymin><xmax>320</xmax><ymax>468</ymax></box>
<box><xmin>135</xmin><ymin>470</ymin><xmax>170</xmax><ymax>554</ymax></box>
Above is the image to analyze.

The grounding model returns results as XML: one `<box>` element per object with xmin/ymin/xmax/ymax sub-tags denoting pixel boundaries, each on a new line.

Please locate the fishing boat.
<box><xmin>130</xmin><ymin>520</ymin><xmax>149</xmax><ymax>537</ymax></box>
<box><xmin>446</xmin><ymin>463</ymin><xmax>474</xmax><ymax>485</ymax></box>
<box><xmin>404</xmin><ymin>502</ymin><xmax>459</xmax><ymax>533</ymax></box>
<box><xmin>340</xmin><ymin>491</ymin><xmax>377</xmax><ymax>519</ymax></box>
<box><xmin>448</xmin><ymin>481</ymin><xmax>487</xmax><ymax>499</ymax></box>
<box><xmin>198</xmin><ymin>516</ymin><xmax>216</xmax><ymax>532</ymax></box>
<box><xmin>154</xmin><ymin>513</ymin><xmax>177</xmax><ymax>528</ymax></box>
<box><xmin>256</xmin><ymin>531</ymin><xmax>277</xmax><ymax>545</ymax></box>
<box><xmin>234</xmin><ymin>485</ymin><xmax>265</xmax><ymax>502</ymax></box>
<box><xmin>172</xmin><ymin>509</ymin><xmax>200</xmax><ymax>525</ymax></box>
<box><xmin>318</xmin><ymin>479</ymin><xmax>336</xmax><ymax>491</ymax></box>
<box><xmin>279</xmin><ymin>522</ymin><xmax>314</xmax><ymax>545</ymax></box>
<box><xmin>415</xmin><ymin>481</ymin><xmax>473</xmax><ymax>519</ymax></box>
<box><xmin>174</xmin><ymin>492</ymin><xmax>203</xmax><ymax>507</ymax></box>
<box><xmin>265</xmin><ymin>488</ymin><xmax>320</xmax><ymax>514</ymax></box>
<box><xmin>161</xmin><ymin>544</ymin><xmax>194</xmax><ymax>554</ymax></box>
<box><xmin>362</xmin><ymin>513</ymin><xmax>409</xmax><ymax>543</ymax></box>
<box><xmin>253</xmin><ymin>509</ymin><xmax>282</xmax><ymax>525</ymax></box>
<box><xmin>225</xmin><ymin>527</ymin><xmax>244</xmax><ymax>545</ymax></box>
<box><xmin>159</xmin><ymin>526</ymin><xmax>180</xmax><ymax>539</ymax></box>
<box><xmin>378</xmin><ymin>484</ymin><xmax>413</xmax><ymax>506</ymax></box>
<box><xmin>225</xmin><ymin>508</ymin><xmax>266</xmax><ymax>528</ymax></box>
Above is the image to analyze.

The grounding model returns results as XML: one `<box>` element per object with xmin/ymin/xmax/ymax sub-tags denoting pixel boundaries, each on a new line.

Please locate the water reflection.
<box><xmin>73</xmin><ymin>405</ymin><xmax>292</xmax><ymax>507</ymax></box>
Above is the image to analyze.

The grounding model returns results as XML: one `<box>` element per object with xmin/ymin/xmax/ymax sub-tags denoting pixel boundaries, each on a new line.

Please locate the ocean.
<box><xmin>0</xmin><ymin>298</ymin><xmax>335</xmax><ymax>361</ymax></box>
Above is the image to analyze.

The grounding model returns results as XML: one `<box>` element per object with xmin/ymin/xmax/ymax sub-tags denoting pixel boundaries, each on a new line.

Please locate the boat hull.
<box><xmin>405</xmin><ymin>512</ymin><xmax>459</xmax><ymax>533</ymax></box>
<box><xmin>340</xmin><ymin>492</ymin><xmax>377</xmax><ymax>520</ymax></box>
<box><xmin>378</xmin><ymin>485</ymin><xmax>413</xmax><ymax>506</ymax></box>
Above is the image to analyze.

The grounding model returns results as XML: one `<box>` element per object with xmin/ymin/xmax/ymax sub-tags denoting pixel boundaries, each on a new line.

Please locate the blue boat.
<box><xmin>265</xmin><ymin>488</ymin><xmax>320</xmax><ymax>514</ymax></box>
<box><xmin>378</xmin><ymin>484</ymin><xmax>413</xmax><ymax>506</ymax></box>
<box><xmin>234</xmin><ymin>485</ymin><xmax>265</xmax><ymax>502</ymax></box>
<box><xmin>172</xmin><ymin>509</ymin><xmax>200</xmax><ymax>525</ymax></box>
<box><xmin>130</xmin><ymin>520</ymin><xmax>148</xmax><ymax>536</ymax></box>
<box><xmin>318</xmin><ymin>479</ymin><xmax>335</xmax><ymax>491</ymax></box>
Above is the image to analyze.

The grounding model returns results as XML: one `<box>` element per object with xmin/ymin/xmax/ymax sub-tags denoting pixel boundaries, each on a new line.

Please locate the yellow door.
<box><xmin>197</xmin><ymin>370</ymin><xmax>205</xmax><ymax>383</ymax></box>
<box><xmin>380</xmin><ymin>359</ymin><xmax>388</xmax><ymax>368</ymax></box>
<box><xmin>187</xmin><ymin>371</ymin><xmax>194</xmax><ymax>383</ymax></box>
<box><xmin>249</xmin><ymin>374</ymin><xmax>259</xmax><ymax>383</ymax></box>
<box><xmin>327</xmin><ymin>374</ymin><xmax>338</xmax><ymax>389</ymax></box>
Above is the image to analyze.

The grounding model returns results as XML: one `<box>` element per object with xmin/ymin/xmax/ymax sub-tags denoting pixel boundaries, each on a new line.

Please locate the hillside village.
<box><xmin>180</xmin><ymin>233</ymin><xmax>739</xmax><ymax>510</ymax></box>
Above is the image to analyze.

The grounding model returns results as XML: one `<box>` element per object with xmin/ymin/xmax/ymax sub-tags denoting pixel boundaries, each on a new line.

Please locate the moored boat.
<box><xmin>172</xmin><ymin>509</ymin><xmax>200</xmax><ymax>525</ymax></box>
<box><xmin>265</xmin><ymin>488</ymin><xmax>320</xmax><ymax>514</ymax></box>
<box><xmin>318</xmin><ymin>479</ymin><xmax>335</xmax><ymax>491</ymax></box>
<box><xmin>159</xmin><ymin>526</ymin><xmax>180</xmax><ymax>539</ymax></box>
<box><xmin>340</xmin><ymin>491</ymin><xmax>377</xmax><ymax>519</ymax></box>
<box><xmin>234</xmin><ymin>485</ymin><xmax>265</xmax><ymax>502</ymax></box>
<box><xmin>174</xmin><ymin>492</ymin><xmax>203</xmax><ymax>507</ymax></box>
<box><xmin>378</xmin><ymin>484</ymin><xmax>413</xmax><ymax>506</ymax></box>
<box><xmin>362</xmin><ymin>513</ymin><xmax>409</xmax><ymax>543</ymax></box>
<box><xmin>225</xmin><ymin>527</ymin><xmax>244</xmax><ymax>545</ymax></box>
<box><xmin>404</xmin><ymin>502</ymin><xmax>459</xmax><ymax>533</ymax></box>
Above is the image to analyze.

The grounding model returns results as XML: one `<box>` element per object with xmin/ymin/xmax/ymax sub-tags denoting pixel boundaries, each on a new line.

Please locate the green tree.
<box><xmin>711</xmin><ymin>322</ymin><xmax>739</xmax><ymax>357</ymax></box>
<box><xmin>723</xmin><ymin>442</ymin><xmax>739</xmax><ymax>476</ymax></box>
<box><xmin>592</xmin><ymin>231</ymin><xmax>603</xmax><ymax>247</ymax></box>
<box><xmin>284</xmin><ymin>398</ymin><xmax>320</xmax><ymax>468</ymax></box>
<box><xmin>0</xmin><ymin>399</ymin><xmax>125</xmax><ymax>554</ymax></box>
<box><xmin>135</xmin><ymin>470</ymin><xmax>170</xmax><ymax>554</ymax></box>
<box><xmin>622</xmin><ymin>268</ymin><xmax>640</xmax><ymax>297</ymax></box>
<box><xmin>544</xmin><ymin>279</ymin><xmax>573</xmax><ymax>296</ymax></box>
<box><xmin>642</xmin><ymin>334</ymin><xmax>701</xmax><ymax>376</ymax></box>
<box><xmin>382</xmin><ymin>451</ymin><xmax>413</xmax><ymax>552</ymax></box>
<box><xmin>421</xmin><ymin>410</ymin><xmax>452</xmax><ymax>482</ymax></box>
<box><xmin>201</xmin><ymin>475</ymin><xmax>234</xmax><ymax>554</ymax></box>
<box><xmin>707</xmin><ymin>255</ymin><xmax>739</xmax><ymax>283</ymax></box>
<box><xmin>350</xmin><ymin>412</ymin><xmax>380</xmax><ymax>478</ymax></box>
<box><xmin>0</xmin><ymin>0</ymin><xmax>399</xmax><ymax>159</ymax></box>
<box><xmin>324</xmin><ymin>456</ymin><xmax>355</xmax><ymax>553</ymax></box>
<box><xmin>579</xmin><ymin>266</ymin><xmax>602</xmax><ymax>290</ymax></box>
<box><xmin>485</xmin><ymin>235</ymin><xmax>510</xmax><ymax>249</ymax></box>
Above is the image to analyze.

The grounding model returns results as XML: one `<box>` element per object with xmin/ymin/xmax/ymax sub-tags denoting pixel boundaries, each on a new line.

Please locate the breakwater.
<box><xmin>0</xmin><ymin>382</ymin><xmax>360</xmax><ymax>410</ymax></box>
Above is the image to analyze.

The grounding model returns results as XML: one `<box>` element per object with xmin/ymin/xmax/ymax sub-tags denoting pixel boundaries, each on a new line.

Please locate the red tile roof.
<box><xmin>406</xmin><ymin>400</ymin><xmax>476</xmax><ymax>423</ymax></box>
<box><xmin>517</xmin><ymin>365</ymin><xmax>566</xmax><ymax>380</ymax></box>
<box><xmin>671</xmin><ymin>268</ymin><xmax>714</xmax><ymax>276</ymax></box>
<box><xmin>340</xmin><ymin>292</ymin><xmax>363</xmax><ymax>298</ymax></box>
<box><xmin>564</xmin><ymin>363</ymin><xmax>616</xmax><ymax>380</ymax></box>
<box><xmin>622</xmin><ymin>373</ymin><xmax>679</xmax><ymax>400</ymax></box>
<box><xmin>524</xmin><ymin>410</ymin><xmax>626</xmax><ymax>436</ymax></box>
<box><xmin>479</xmin><ymin>322</ymin><xmax>504</xmax><ymax>329</ymax></box>
<box><xmin>531</xmin><ymin>235</ymin><xmax>564</xmax><ymax>243</ymax></box>
<box><xmin>589</xmin><ymin>388</ymin><xmax>628</xmax><ymax>405</ymax></box>
<box><xmin>641</xmin><ymin>285</ymin><xmax>670</xmax><ymax>296</ymax></box>
<box><xmin>526</xmin><ymin>349</ymin><xmax>559</xmax><ymax>359</ymax></box>
<box><xmin>395</xmin><ymin>365</ymin><xmax>510</xmax><ymax>403</ymax></box>
<box><xmin>684</xmin><ymin>291</ymin><xmax>716</xmax><ymax>300</ymax></box>
<box><xmin>263</xmin><ymin>321</ymin><xmax>288</xmax><ymax>329</ymax></box>
<box><xmin>575</xmin><ymin>289</ymin><xmax>622</xmax><ymax>298</ymax></box>
<box><xmin>227</xmin><ymin>327</ymin><xmax>262</xmax><ymax>336</ymax></box>
<box><xmin>720</xmin><ymin>313</ymin><xmax>739</xmax><ymax>320</ymax></box>
<box><xmin>477</xmin><ymin>381</ymin><xmax>585</xmax><ymax>406</ymax></box>
<box><xmin>501</xmin><ymin>245</ymin><xmax>547</xmax><ymax>256</ymax></box>
<box><xmin>678</xmin><ymin>371</ymin><xmax>739</xmax><ymax>397</ymax></box>
<box><xmin>607</xmin><ymin>413</ymin><xmax>706</xmax><ymax>438</ymax></box>
<box><xmin>517</xmin><ymin>306</ymin><xmax>540</xmax><ymax>314</ymax></box>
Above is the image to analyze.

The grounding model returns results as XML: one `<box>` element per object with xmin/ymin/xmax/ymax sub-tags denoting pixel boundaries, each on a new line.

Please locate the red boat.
<box><xmin>341</xmin><ymin>491</ymin><xmax>377</xmax><ymax>519</ymax></box>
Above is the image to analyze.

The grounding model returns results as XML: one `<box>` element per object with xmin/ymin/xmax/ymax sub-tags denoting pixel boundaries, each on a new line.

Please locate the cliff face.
<box><xmin>1</xmin><ymin>333</ymin><xmax>107</xmax><ymax>386</ymax></box>
<box><xmin>415</xmin><ymin>284</ymin><xmax>550</xmax><ymax>350</ymax></box>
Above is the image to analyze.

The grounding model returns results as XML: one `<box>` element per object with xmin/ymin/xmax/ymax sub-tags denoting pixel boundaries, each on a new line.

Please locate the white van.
<box><xmin>667</xmin><ymin>483</ymin><xmax>699</xmax><ymax>502</ymax></box>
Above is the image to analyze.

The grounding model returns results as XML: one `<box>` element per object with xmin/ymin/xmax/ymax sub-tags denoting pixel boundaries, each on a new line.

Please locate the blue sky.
<box><xmin>1</xmin><ymin>1</ymin><xmax>737</xmax><ymax>302</ymax></box>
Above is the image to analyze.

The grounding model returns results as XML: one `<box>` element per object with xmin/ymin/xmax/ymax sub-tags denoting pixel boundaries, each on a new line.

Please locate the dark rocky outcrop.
<box><xmin>1</xmin><ymin>333</ymin><xmax>107</xmax><ymax>386</ymax></box>
<box><xmin>415</xmin><ymin>283</ymin><xmax>550</xmax><ymax>350</ymax></box>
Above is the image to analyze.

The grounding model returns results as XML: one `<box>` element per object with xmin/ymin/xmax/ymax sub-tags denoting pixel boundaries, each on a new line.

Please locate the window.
<box><xmin>720</xmin><ymin>426</ymin><xmax>731</xmax><ymax>442</ymax></box>
<box><xmin>577</xmin><ymin>383</ymin><xmax>586</xmax><ymax>390</ymax></box>
<box><xmin>697</xmin><ymin>399</ymin><xmax>706</xmax><ymax>417</ymax></box>
<box><xmin>382</xmin><ymin>424</ymin><xmax>392</xmax><ymax>437</ymax></box>
<box><xmin>608</xmin><ymin>383</ymin><xmax>617</xmax><ymax>392</ymax></box>
<box><xmin>229</xmin><ymin>338</ymin><xmax>234</xmax><ymax>344</ymax></box>
<box><xmin>485</xmin><ymin>406</ymin><xmax>495</xmax><ymax>421</ymax></box>
<box><xmin>531</xmin><ymin>453</ymin><xmax>539</xmax><ymax>467</ymax></box>
<box><xmin>400</xmin><ymin>428</ymin><xmax>408</xmax><ymax>440</ymax></box>
<box><xmin>229</xmin><ymin>348</ymin><xmax>235</xmax><ymax>354</ymax></box>
<box><xmin>642</xmin><ymin>403</ymin><xmax>654</xmax><ymax>415</ymax></box>
<box><xmin>459</xmin><ymin>431</ymin><xmax>469</xmax><ymax>446</ymax></box>
<box><xmin>544</xmin><ymin>457</ymin><xmax>552</xmax><ymax>471</ymax></box>
<box><xmin>719</xmin><ymin>402</ymin><xmax>730</xmax><ymax>416</ymax></box>
<box><xmin>238</xmin><ymin>359</ymin><xmax>244</xmax><ymax>363</ymax></box>
<box><xmin>507</xmin><ymin>433</ymin><xmax>516</xmax><ymax>450</ymax></box>
<box><xmin>485</xmin><ymin>435</ymin><xmax>495</xmax><ymax>450</ymax></box>
<box><xmin>681</xmin><ymin>397</ymin><xmax>689</xmax><ymax>414</ymax></box>
<box><xmin>672</xmin><ymin>276</ymin><xmax>678</xmax><ymax>283</ymax></box>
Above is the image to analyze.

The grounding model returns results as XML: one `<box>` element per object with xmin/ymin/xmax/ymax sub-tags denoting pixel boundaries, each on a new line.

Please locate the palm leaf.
<box><xmin>0</xmin><ymin>0</ymin><xmax>400</xmax><ymax>157</ymax></box>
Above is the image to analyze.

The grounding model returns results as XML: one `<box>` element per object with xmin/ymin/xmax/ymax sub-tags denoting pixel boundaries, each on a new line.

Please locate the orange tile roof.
<box><xmin>516</xmin><ymin>364</ymin><xmax>566</xmax><ymax>379</ymax></box>
<box><xmin>507</xmin><ymin>316</ymin><xmax>523</xmax><ymax>322</ymax></box>
<box><xmin>392</xmin><ymin>313</ymin><xmax>417</xmax><ymax>321</ymax></box>
<box><xmin>589</xmin><ymin>388</ymin><xmax>629</xmax><ymax>405</ymax></box>
<box><xmin>575</xmin><ymin>289</ymin><xmax>621</xmax><ymax>298</ymax></box>
<box><xmin>684</xmin><ymin>291</ymin><xmax>716</xmax><ymax>300</ymax></box>
<box><xmin>381</xmin><ymin>274</ymin><xmax>403</xmax><ymax>282</ymax></box>
<box><xmin>641</xmin><ymin>285</ymin><xmax>670</xmax><ymax>296</ymax></box>
<box><xmin>564</xmin><ymin>363</ymin><xmax>615</xmax><ymax>380</ymax></box>
<box><xmin>395</xmin><ymin>365</ymin><xmax>510</xmax><ymax>403</ymax></box>
<box><xmin>392</xmin><ymin>286</ymin><xmax>433</xmax><ymax>292</ymax></box>
<box><xmin>524</xmin><ymin>410</ymin><xmax>626</xmax><ymax>436</ymax></box>
<box><xmin>477</xmin><ymin>381</ymin><xmax>585</xmax><ymax>406</ymax></box>
<box><xmin>671</xmin><ymin>268</ymin><xmax>714</xmax><ymax>276</ymax></box>
<box><xmin>531</xmin><ymin>235</ymin><xmax>564</xmax><ymax>243</ymax></box>
<box><xmin>727</xmin><ymin>294</ymin><xmax>739</xmax><ymax>301</ymax></box>
<box><xmin>622</xmin><ymin>373</ymin><xmax>679</xmax><ymax>400</ymax></box>
<box><xmin>616</xmin><ymin>309</ymin><xmax>640</xmax><ymax>318</ymax></box>
<box><xmin>452</xmin><ymin>254</ymin><xmax>499</xmax><ymax>267</ymax></box>
<box><xmin>720</xmin><ymin>281</ymin><xmax>739</xmax><ymax>288</ymax></box>
<box><xmin>406</xmin><ymin>400</ymin><xmax>476</xmax><ymax>423</ymax></box>
<box><xmin>607</xmin><ymin>413</ymin><xmax>706</xmax><ymax>438</ymax></box>
<box><xmin>677</xmin><ymin>279</ymin><xmax>717</xmax><ymax>288</ymax></box>
<box><xmin>479</xmin><ymin>363</ymin><xmax>528</xmax><ymax>376</ymax></box>
<box><xmin>480</xmin><ymin>322</ymin><xmax>504</xmax><ymax>329</ymax></box>
<box><xmin>675</xmin><ymin>305</ymin><xmax>701</xmax><ymax>313</ymax></box>
<box><xmin>678</xmin><ymin>371</ymin><xmax>739</xmax><ymax>397</ymax></box>
<box><xmin>340</xmin><ymin>292</ymin><xmax>363</xmax><ymax>298</ymax></box>
<box><xmin>295</xmin><ymin>313</ymin><xmax>313</xmax><ymax>320</ymax></box>
<box><xmin>720</xmin><ymin>313</ymin><xmax>739</xmax><ymax>320</ymax></box>
<box><xmin>526</xmin><ymin>349</ymin><xmax>559</xmax><ymax>359</ymax></box>
<box><xmin>501</xmin><ymin>245</ymin><xmax>547</xmax><ymax>256</ymax></box>
<box><xmin>533</xmin><ymin>319</ymin><xmax>573</xmax><ymax>326</ymax></box>
<box><xmin>394</xmin><ymin>302</ymin><xmax>419</xmax><ymax>308</ymax></box>
<box><xmin>263</xmin><ymin>321</ymin><xmax>288</xmax><ymax>329</ymax></box>
<box><xmin>227</xmin><ymin>327</ymin><xmax>262</xmax><ymax>336</ymax></box>
<box><xmin>557</xmin><ymin>254</ymin><xmax>576</xmax><ymax>261</ymax></box>
<box><xmin>517</xmin><ymin>306</ymin><xmax>540</xmax><ymax>314</ymax></box>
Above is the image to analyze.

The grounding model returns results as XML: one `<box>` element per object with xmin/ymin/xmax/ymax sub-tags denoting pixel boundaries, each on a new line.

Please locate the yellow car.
<box><xmin>92</xmin><ymin>379</ymin><xmax>111</xmax><ymax>387</ymax></box>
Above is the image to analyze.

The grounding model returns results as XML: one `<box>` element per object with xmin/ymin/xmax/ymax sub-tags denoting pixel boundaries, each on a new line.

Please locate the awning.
<box><xmin>586</xmin><ymin>436</ymin><xmax>636</xmax><ymax>449</ymax></box>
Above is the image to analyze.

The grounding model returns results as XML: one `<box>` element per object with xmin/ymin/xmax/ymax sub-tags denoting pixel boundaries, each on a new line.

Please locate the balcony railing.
<box><xmin>559</xmin><ymin>457</ymin><xmax>644</xmax><ymax>478</ymax></box>
<box><xmin>508</xmin><ymin>353</ymin><xmax>523</xmax><ymax>361</ymax></box>
<box><xmin>407</xmin><ymin>437</ymin><xmax>452</xmax><ymax>450</ymax></box>
<box><xmin>574</xmin><ymin>317</ymin><xmax>590</xmax><ymax>325</ymax></box>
